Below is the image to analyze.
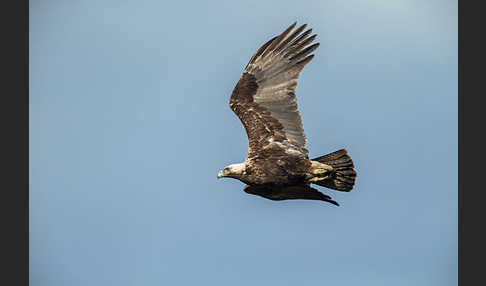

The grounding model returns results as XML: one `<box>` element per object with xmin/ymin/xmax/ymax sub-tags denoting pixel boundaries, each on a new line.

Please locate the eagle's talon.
<box><xmin>312</xmin><ymin>168</ymin><xmax>331</xmax><ymax>175</ymax></box>
<box><xmin>309</xmin><ymin>176</ymin><xmax>330</xmax><ymax>183</ymax></box>
<box><xmin>310</xmin><ymin>161</ymin><xmax>333</xmax><ymax>176</ymax></box>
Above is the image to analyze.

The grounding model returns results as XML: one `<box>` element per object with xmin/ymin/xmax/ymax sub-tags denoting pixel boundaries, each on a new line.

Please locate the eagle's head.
<box><xmin>217</xmin><ymin>163</ymin><xmax>246</xmax><ymax>179</ymax></box>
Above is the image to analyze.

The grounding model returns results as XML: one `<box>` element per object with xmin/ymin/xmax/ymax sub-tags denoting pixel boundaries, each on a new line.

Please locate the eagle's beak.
<box><xmin>217</xmin><ymin>170</ymin><xmax>224</xmax><ymax>179</ymax></box>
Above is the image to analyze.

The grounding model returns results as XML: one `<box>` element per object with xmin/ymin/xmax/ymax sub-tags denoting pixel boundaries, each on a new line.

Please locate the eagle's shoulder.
<box><xmin>230</xmin><ymin>72</ymin><xmax>258</xmax><ymax>106</ymax></box>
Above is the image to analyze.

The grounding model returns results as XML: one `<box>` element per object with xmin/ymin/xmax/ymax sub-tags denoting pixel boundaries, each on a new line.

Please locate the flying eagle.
<box><xmin>217</xmin><ymin>22</ymin><xmax>357</xmax><ymax>206</ymax></box>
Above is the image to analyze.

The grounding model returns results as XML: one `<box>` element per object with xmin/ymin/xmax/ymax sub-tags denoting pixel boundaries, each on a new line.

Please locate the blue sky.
<box><xmin>30</xmin><ymin>0</ymin><xmax>457</xmax><ymax>285</ymax></box>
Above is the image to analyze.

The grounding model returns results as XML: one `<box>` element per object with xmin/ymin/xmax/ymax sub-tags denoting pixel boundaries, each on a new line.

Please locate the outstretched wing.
<box><xmin>230</xmin><ymin>22</ymin><xmax>318</xmax><ymax>160</ymax></box>
<box><xmin>243</xmin><ymin>184</ymin><xmax>339</xmax><ymax>206</ymax></box>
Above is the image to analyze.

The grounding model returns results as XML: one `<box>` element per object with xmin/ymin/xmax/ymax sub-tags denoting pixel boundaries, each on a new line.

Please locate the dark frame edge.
<box><xmin>1</xmin><ymin>0</ymin><xmax>29</xmax><ymax>285</ymax></box>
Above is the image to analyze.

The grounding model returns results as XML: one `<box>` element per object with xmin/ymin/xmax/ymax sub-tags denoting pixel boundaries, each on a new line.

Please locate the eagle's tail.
<box><xmin>311</xmin><ymin>149</ymin><xmax>357</xmax><ymax>192</ymax></box>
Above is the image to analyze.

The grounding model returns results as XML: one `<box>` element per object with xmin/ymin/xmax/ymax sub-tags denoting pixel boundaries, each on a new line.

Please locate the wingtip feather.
<box><xmin>261</xmin><ymin>22</ymin><xmax>298</xmax><ymax>58</ymax></box>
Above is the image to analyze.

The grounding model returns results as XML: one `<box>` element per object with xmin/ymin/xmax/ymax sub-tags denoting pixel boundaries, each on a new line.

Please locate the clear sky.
<box><xmin>30</xmin><ymin>0</ymin><xmax>457</xmax><ymax>285</ymax></box>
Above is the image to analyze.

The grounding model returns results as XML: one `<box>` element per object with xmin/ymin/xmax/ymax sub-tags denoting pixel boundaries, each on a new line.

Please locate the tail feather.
<box><xmin>311</xmin><ymin>149</ymin><xmax>357</xmax><ymax>192</ymax></box>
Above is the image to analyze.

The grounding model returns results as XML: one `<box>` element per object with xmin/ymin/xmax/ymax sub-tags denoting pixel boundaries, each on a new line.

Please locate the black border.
<box><xmin>2</xmin><ymin>0</ymin><xmax>29</xmax><ymax>285</ymax></box>
<box><xmin>459</xmin><ymin>1</ymin><xmax>483</xmax><ymax>285</ymax></box>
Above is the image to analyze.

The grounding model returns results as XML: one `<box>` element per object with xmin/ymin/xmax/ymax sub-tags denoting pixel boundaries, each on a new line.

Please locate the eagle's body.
<box><xmin>218</xmin><ymin>22</ymin><xmax>357</xmax><ymax>206</ymax></box>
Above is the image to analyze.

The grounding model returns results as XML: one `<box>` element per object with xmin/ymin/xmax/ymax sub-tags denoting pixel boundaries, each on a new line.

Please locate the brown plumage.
<box><xmin>217</xmin><ymin>22</ymin><xmax>357</xmax><ymax>206</ymax></box>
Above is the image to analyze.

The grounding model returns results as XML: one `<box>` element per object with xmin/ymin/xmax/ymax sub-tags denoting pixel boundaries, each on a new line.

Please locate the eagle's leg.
<box><xmin>308</xmin><ymin>176</ymin><xmax>329</xmax><ymax>183</ymax></box>
<box><xmin>308</xmin><ymin>161</ymin><xmax>334</xmax><ymax>183</ymax></box>
<box><xmin>310</xmin><ymin>161</ymin><xmax>333</xmax><ymax>174</ymax></box>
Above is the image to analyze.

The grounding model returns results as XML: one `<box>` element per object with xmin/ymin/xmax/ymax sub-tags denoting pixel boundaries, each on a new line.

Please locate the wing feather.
<box><xmin>230</xmin><ymin>22</ymin><xmax>318</xmax><ymax>160</ymax></box>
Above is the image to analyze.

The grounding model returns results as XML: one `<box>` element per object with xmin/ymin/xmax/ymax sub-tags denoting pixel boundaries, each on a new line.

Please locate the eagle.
<box><xmin>217</xmin><ymin>22</ymin><xmax>357</xmax><ymax>206</ymax></box>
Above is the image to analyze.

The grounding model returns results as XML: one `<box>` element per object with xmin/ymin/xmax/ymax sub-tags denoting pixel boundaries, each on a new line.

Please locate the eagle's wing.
<box><xmin>243</xmin><ymin>184</ymin><xmax>339</xmax><ymax>206</ymax></box>
<box><xmin>230</xmin><ymin>22</ymin><xmax>318</xmax><ymax>160</ymax></box>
